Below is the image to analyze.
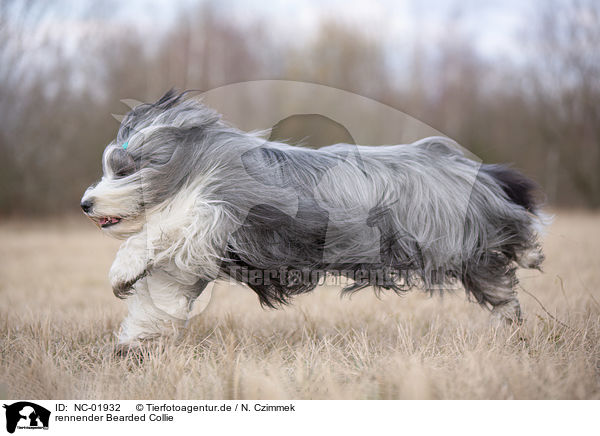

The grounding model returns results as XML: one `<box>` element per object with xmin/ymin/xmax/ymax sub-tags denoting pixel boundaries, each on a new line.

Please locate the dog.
<box><xmin>81</xmin><ymin>89</ymin><xmax>546</xmax><ymax>349</ymax></box>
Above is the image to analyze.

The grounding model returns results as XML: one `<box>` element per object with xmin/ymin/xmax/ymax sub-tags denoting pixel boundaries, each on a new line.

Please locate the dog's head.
<box><xmin>81</xmin><ymin>89</ymin><xmax>221</xmax><ymax>238</ymax></box>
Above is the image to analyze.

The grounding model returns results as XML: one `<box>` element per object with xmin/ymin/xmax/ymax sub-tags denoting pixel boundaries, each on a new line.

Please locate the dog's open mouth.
<box><xmin>98</xmin><ymin>216</ymin><xmax>122</xmax><ymax>228</ymax></box>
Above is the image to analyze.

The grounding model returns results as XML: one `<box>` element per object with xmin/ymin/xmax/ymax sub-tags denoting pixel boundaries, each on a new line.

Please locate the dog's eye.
<box><xmin>109</xmin><ymin>148</ymin><xmax>137</xmax><ymax>179</ymax></box>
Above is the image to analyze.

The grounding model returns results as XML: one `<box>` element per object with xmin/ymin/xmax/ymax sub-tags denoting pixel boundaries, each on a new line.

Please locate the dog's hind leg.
<box><xmin>117</xmin><ymin>270</ymin><xmax>209</xmax><ymax>348</ymax></box>
<box><xmin>490</xmin><ymin>298</ymin><xmax>522</xmax><ymax>324</ymax></box>
<box><xmin>462</xmin><ymin>260</ymin><xmax>522</xmax><ymax>324</ymax></box>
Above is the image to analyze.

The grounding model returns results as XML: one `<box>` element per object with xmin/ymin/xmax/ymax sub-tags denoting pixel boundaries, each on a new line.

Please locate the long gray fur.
<box><xmin>102</xmin><ymin>89</ymin><xmax>546</xmax><ymax>316</ymax></box>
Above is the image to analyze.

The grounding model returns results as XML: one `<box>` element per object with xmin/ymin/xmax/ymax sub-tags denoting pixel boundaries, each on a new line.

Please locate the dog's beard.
<box><xmin>100</xmin><ymin>217</ymin><xmax>145</xmax><ymax>238</ymax></box>
<box><xmin>85</xmin><ymin>211</ymin><xmax>145</xmax><ymax>238</ymax></box>
<box><xmin>82</xmin><ymin>179</ymin><xmax>146</xmax><ymax>239</ymax></box>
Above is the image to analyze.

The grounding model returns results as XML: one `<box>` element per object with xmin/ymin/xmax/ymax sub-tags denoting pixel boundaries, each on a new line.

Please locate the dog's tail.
<box><xmin>481</xmin><ymin>163</ymin><xmax>549</xmax><ymax>269</ymax></box>
<box><xmin>480</xmin><ymin>164</ymin><xmax>540</xmax><ymax>214</ymax></box>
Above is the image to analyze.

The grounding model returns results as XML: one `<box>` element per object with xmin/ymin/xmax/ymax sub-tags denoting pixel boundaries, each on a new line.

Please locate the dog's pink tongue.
<box><xmin>99</xmin><ymin>217</ymin><xmax>108</xmax><ymax>225</ymax></box>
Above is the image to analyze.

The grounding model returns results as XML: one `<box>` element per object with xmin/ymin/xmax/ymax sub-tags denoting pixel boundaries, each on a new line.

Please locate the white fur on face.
<box><xmin>81</xmin><ymin>178</ymin><xmax>145</xmax><ymax>238</ymax></box>
<box><xmin>81</xmin><ymin>144</ymin><xmax>146</xmax><ymax>238</ymax></box>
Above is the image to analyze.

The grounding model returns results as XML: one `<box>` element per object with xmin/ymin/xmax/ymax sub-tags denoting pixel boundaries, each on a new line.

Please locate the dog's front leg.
<box><xmin>109</xmin><ymin>230</ymin><xmax>151</xmax><ymax>299</ymax></box>
<box><xmin>117</xmin><ymin>271</ymin><xmax>209</xmax><ymax>348</ymax></box>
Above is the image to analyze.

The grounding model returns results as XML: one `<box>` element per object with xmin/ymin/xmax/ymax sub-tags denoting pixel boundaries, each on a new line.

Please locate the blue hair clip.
<box><xmin>122</xmin><ymin>141</ymin><xmax>129</xmax><ymax>150</ymax></box>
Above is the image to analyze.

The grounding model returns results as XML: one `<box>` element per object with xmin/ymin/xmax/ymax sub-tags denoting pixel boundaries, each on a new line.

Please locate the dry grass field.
<box><xmin>0</xmin><ymin>211</ymin><xmax>599</xmax><ymax>399</ymax></box>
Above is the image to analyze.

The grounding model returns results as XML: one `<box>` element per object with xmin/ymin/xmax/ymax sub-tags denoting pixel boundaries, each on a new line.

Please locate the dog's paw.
<box><xmin>109</xmin><ymin>258</ymin><xmax>149</xmax><ymax>299</ymax></box>
<box><xmin>112</xmin><ymin>270</ymin><xmax>148</xmax><ymax>299</ymax></box>
<box><xmin>490</xmin><ymin>299</ymin><xmax>523</xmax><ymax>326</ymax></box>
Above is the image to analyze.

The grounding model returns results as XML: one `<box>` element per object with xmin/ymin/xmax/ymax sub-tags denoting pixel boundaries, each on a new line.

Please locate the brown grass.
<box><xmin>1</xmin><ymin>212</ymin><xmax>599</xmax><ymax>399</ymax></box>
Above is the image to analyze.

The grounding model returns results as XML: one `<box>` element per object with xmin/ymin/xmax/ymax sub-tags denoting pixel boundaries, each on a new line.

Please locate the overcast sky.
<box><xmin>217</xmin><ymin>0</ymin><xmax>532</xmax><ymax>60</ymax></box>
<box><xmin>22</xmin><ymin>0</ymin><xmax>535</xmax><ymax>63</ymax></box>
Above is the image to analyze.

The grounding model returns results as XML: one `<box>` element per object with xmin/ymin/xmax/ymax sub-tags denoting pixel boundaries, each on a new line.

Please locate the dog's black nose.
<box><xmin>80</xmin><ymin>199</ymin><xmax>93</xmax><ymax>213</ymax></box>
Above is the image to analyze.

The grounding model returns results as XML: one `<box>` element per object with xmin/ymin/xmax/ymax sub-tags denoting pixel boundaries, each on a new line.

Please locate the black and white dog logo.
<box><xmin>3</xmin><ymin>402</ymin><xmax>50</xmax><ymax>433</ymax></box>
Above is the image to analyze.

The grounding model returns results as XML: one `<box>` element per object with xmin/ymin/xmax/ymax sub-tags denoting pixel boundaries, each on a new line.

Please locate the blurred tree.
<box><xmin>285</xmin><ymin>19</ymin><xmax>390</xmax><ymax>102</ymax></box>
<box><xmin>527</xmin><ymin>0</ymin><xmax>600</xmax><ymax>207</ymax></box>
<box><xmin>1</xmin><ymin>0</ymin><xmax>599</xmax><ymax>214</ymax></box>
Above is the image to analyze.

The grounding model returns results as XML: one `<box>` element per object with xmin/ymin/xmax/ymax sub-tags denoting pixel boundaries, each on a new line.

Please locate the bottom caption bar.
<box><xmin>1</xmin><ymin>400</ymin><xmax>595</xmax><ymax>435</ymax></box>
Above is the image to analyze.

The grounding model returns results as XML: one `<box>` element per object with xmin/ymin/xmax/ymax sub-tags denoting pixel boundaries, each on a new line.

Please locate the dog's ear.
<box><xmin>155</xmin><ymin>88</ymin><xmax>182</xmax><ymax>108</ymax></box>
<box><xmin>155</xmin><ymin>88</ymin><xmax>201</xmax><ymax>110</ymax></box>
